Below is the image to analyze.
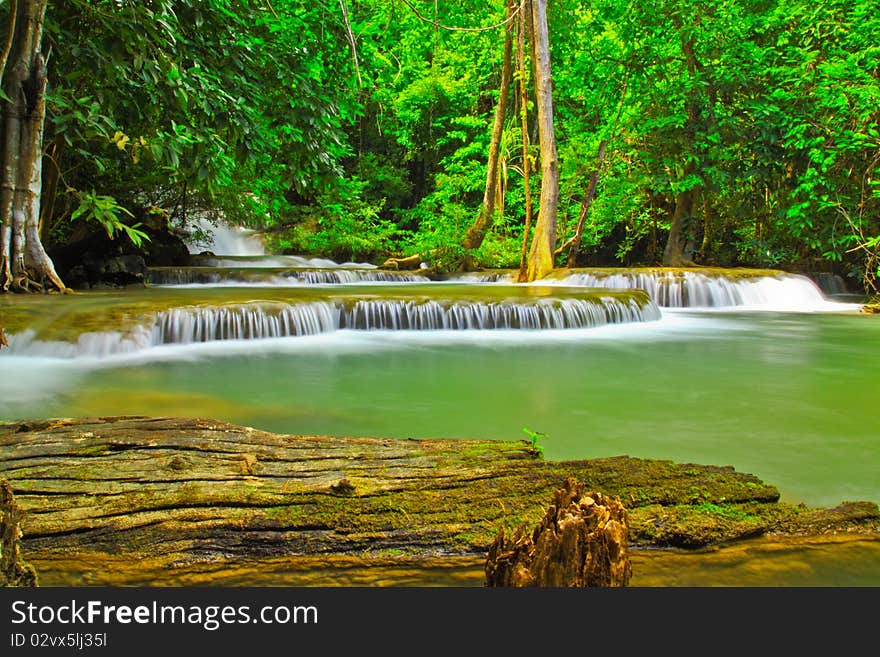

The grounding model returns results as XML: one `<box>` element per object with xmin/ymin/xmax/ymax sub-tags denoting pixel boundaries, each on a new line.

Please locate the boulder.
<box><xmin>48</xmin><ymin>216</ymin><xmax>190</xmax><ymax>289</ymax></box>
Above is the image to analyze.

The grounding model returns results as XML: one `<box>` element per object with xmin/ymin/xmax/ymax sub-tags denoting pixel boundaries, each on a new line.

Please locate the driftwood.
<box><xmin>381</xmin><ymin>253</ymin><xmax>424</xmax><ymax>270</ymax></box>
<box><xmin>0</xmin><ymin>416</ymin><xmax>878</xmax><ymax>586</ymax></box>
<box><xmin>485</xmin><ymin>477</ymin><xmax>631</xmax><ymax>587</ymax></box>
<box><xmin>1</xmin><ymin>480</ymin><xmax>37</xmax><ymax>586</ymax></box>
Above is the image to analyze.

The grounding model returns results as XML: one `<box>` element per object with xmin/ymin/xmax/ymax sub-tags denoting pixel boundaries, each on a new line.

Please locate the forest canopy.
<box><xmin>1</xmin><ymin>0</ymin><xmax>878</xmax><ymax>291</ymax></box>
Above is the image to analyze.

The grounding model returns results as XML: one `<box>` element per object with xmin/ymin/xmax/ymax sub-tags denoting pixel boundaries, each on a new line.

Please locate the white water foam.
<box><xmin>184</xmin><ymin>217</ymin><xmax>266</xmax><ymax>256</ymax></box>
<box><xmin>550</xmin><ymin>271</ymin><xmax>860</xmax><ymax>312</ymax></box>
<box><xmin>191</xmin><ymin>255</ymin><xmax>379</xmax><ymax>269</ymax></box>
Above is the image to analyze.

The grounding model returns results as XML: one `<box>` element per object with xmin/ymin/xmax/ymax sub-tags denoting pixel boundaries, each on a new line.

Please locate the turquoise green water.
<box><xmin>2</xmin><ymin>306</ymin><xmax>876</xmax><ymax>508</ymax></box>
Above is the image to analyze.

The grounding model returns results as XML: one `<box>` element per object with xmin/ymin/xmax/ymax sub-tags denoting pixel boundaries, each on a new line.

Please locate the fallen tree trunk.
<box><xmin>0</xmin><ymin>416</ymin><xmax>877</xmax><ymax>586</ymax></box>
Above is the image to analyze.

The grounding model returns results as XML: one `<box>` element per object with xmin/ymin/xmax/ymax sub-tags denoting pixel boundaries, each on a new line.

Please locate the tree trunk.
<box><xmin>0</xmin><ymin>0</ymin><xmax>65</xmax><ymax>293</ymax></box>
<box><xmin>563</xmin><ymin>139</ymin><xmax>607</xmax><ymax>267</ymax></box>
<box><xmin>522</xmin><ymin>0</ymin><xmax>558</xmax><ymax>282</ymax></box>
<box><xmin>561</xmin><ymin>75</ymin><xmax>628</xmax><ymax>267</ymax></box>
<box><xmin>662</xmin><ymin>19</ymin><xmax>702</xmax><ymax>269</ymax></box>
<box><xmin>662</xmin><ymin>184</ymin><xmax>693</xmax><ymax>266</ymax></box>
<box><xmin>461</xmin><ymin>1</ymin><xmax>514</xmax><ymax>263</ymax></box>
<box><xmin>699</xmin><ymin>192</ymin><xmax>713</xmax><ymax>262</ymax></box>
<box><xmin>516</xmin><ymin>3</ymin><xmax>534</xmax><ymax>279</ymax></box>
<box><xmin>39</xmin><ymin>137</ymin><xmax>63</xmax><ymax>243</ymax></box>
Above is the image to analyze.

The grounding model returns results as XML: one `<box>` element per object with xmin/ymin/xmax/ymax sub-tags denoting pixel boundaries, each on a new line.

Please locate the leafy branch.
<box><xmin>70</xmin><ymin>191</ymin><xmax>151</xmax><ymax>248</ymax></box>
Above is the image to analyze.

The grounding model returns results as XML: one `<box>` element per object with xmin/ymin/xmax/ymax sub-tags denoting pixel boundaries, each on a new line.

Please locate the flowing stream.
<box><xmin>0</xmin><ymin>231</ymin><xmax>875</xmax><ymax>585</ymax></box>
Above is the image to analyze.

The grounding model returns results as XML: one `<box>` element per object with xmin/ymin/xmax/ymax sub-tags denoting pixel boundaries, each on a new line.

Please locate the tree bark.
<box><xmin>516</xmin><ymin>3</ymin><xmax>534</xmax><ymax>279</ymax></box>
<box><xmin>523</xmin><ymin>0</ymin><xmax>558</xmax><ymax>282</ymax></box>
<box><xmin>0</xmin><ymin>0</ymin><xmax>65</xmax><ymax>293</ymax></box>
<box><xmin>662</xmin><ymin>18</ymin><xmax>702</xmax><ymax>268</ymax></box>
<box><xmin>461</xmin><ymin>1</ymin><xmax>514</xmax><ymax>263</ymax></box>
<box><xmin>485</xmin><ymin>477</ymin><xmax>632</xmax><ymax>587</ymax></box>
<box><xmin>0</xmin><ymin>0</ymin><xmax>18</xmax><ymax>86</ymax></box>
<box><xmin>699</xmin><ymin>192</ymin><xmax>713</xmax><ymax>262</ymax></box>
<box><xmin>39</xmin><ymin>137</ymin><xmax>63</xmax><ymax>243</ymax></box>
<box><xmin>662</xmin><ymin>183</ymin><xmax>693</xmax><ymax>266</ymax></box>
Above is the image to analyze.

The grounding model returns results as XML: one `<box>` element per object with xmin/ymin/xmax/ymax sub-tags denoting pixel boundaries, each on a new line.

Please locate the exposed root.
<box><xmin>8</xmin><ymin>270</ymin><xmax>68</xmax><ymax>294</ymax></box>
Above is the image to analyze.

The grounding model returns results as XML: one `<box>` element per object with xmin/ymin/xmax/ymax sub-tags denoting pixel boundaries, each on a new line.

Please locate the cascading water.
<box><xmin>153</xmin><ymin>297</ymin><xmax>659</xmax><ymax>343</ymax></box>
<box><xmin>341</xmin><ymin>298</ymin><xmax>656</xmax><ymax>330</ymax></box>
<box><xmin>154</xmin><ymin>303</ymin><xmax>341</xmax><ymax>343</ymax></box>
<box><xmin>4</xmin><ymin>296</ymin><xmax>661</xmax><ymax>357</ymax></box>
<box><xmin>184</xmin><ymin>217</ymin><xmax>267</xmax><ymax>256</ymax></box>
<box><xmin>148</xmin><ymin>267</ymin><xmax>429</xmax><ymax>286</ymax></box>
<box><xmin>550</xmin><ymin>270</ymin><xmax>844</xmax><ymax>310</ymax></box>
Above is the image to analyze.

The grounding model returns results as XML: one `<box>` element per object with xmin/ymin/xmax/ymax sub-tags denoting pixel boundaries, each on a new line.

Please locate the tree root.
<box><xmin>9</xmin><ymin>271</ymin><xmax>68</xmax><ymax>294</ymax></box>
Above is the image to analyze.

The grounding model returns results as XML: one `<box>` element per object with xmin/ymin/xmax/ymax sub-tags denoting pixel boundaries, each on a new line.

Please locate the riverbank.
<box><xmin>2</xmin><ymin>416</ymin><xmax>877</xmax><ymax>586</ymax></box>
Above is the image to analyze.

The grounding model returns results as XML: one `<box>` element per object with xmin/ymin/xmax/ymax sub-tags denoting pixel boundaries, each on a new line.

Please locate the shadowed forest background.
<box><xmin>0</xmin><ymin>0</ymin><xmax>877</xmax><ymax>292</ymax></box>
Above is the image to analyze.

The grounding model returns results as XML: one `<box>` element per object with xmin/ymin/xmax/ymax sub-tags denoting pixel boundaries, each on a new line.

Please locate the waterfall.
<box><xmin>147</xmin><ymin>267</ymin><xmax>429</xmax><ymax>286</ymax></box>
<box><xmin>184</xmin><ymin>217</ymin><xmax>266</xmax><ymax>256</ymax></box>
<box><xmin>153</xmin><ymin>303</ymin><xmax>341</xmax><ymax>343</ymax></box>
<box><xmin>187</xmin><ymin>255</ymin><xmax>379</xmax><ymax>269</ymax></box>
<box><xmin>341</xmin><ymin>298</ymin><xmax>657</xmax><ymax>330</ymax></box>
<box><xmin>551</xmin><ymin>270</ymin><xmax>834</xmax><ymax>309</ymax></box>
<box><xmin>153</xmin><ymin>298</ymin><xmax>658</xmax><ymax>342</ymax></box>
<box><xmin>5</xmin><ymin>296</ymin><xmax>661</xmax><ymax>357</ymax></box>
<box><xmin>291</xmin><ymin>270</ymin><xmax>428</xmax><ymax>284</ymax></box>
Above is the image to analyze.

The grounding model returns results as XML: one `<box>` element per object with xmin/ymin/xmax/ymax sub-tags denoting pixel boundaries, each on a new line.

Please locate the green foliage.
<box><xmin>70</xmin><ymin>191</ymin><xmax>150</xmax><ymax>248</ymax></box>
<box><xmin>27</xmin><ymin>0</ymin><xmax>880</xmax><ymax>290</ymax></box>
<box><xmin>264</xmin><ymin>179</ymin><xmax>403</xmax><ymax>263</ymax></box>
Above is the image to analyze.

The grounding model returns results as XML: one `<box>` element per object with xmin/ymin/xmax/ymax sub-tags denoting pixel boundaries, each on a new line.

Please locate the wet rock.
<box><xmin>48</xmin><ymin>217</ymin><xmax>190</xmax><ymax>289</ymax></box>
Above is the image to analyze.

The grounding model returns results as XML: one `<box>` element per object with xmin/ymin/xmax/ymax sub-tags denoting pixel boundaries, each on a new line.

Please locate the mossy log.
<box><xmin>1</xmin><ymin>416</ymin><xmax>878</xmax><ymax>586</ymax></box>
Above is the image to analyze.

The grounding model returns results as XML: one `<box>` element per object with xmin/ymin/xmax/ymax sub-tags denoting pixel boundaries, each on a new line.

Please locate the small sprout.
<box><xmin>522</xmin><ymin>427</ymin><xmax>550</xmax><ymax>458</ymax></box>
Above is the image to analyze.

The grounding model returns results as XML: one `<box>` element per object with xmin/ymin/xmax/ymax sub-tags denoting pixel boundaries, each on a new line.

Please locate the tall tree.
<box><xmin>461</xmin><ymin>0</ymin><xmax>515</xmax><ymax>263</ymax></box>
<box><xmin>522</xmin><ymin>0</ymin><xmax>558</xmax><ymax>282</ymax></box>
<box><xmin>1</xmin><ymin>0</ymin><xmax>64</xmax><ymax>291</ymax></box>
<box><xmin>516</xmin><ymin>2</ymin><xmax>534</xmax><ymax>276</ymax></box>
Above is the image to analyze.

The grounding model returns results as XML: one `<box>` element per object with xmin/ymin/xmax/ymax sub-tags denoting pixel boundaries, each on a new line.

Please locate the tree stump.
<box><xmin>485</xmin><ymin>477</ymin><xmax>631</xmax><ymax>587</ymax></box>
<box><xmin>1</xmin><ymin>480</ymin><xmax>38</xmax><ymax>587</ymax></box>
